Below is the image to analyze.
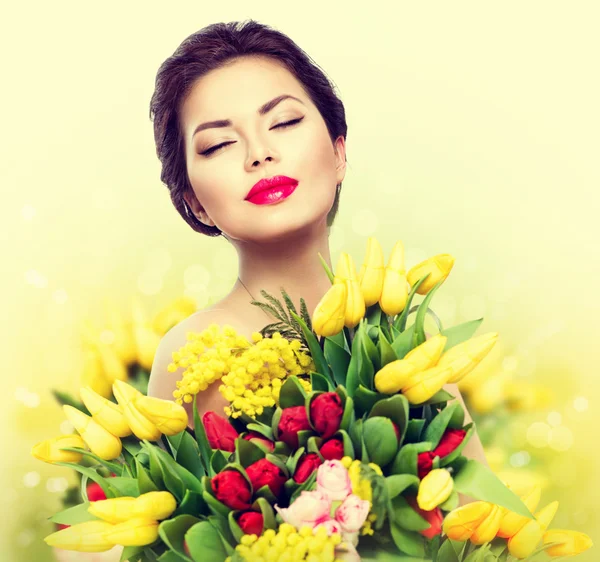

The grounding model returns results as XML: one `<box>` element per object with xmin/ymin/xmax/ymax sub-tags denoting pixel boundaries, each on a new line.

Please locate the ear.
<box><xmin>183</xmin><ymin>191</ymin><xmax>216</xmax><ymax>227</ymax></box>
<box><xmin>334</xmin><ymin>136</ymin><xmax>347</xmax><ymax>185</ymax></box>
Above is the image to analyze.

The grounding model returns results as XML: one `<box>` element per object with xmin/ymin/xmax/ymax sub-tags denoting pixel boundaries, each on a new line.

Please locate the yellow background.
<box><xmin>2</xmin><ymin>1</ymin><xmax>598</xmax><ymax>560</ymax></box>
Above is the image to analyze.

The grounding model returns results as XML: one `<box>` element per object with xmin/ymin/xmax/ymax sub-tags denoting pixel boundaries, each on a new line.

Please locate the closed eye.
<box><xmin>199</xmin><ymin>117</ymin><xmax>304</xmax><ymax>157</ymax></box>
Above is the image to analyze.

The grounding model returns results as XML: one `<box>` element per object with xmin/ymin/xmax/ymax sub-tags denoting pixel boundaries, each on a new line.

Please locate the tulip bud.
<box><xmin>470</xmin><ymin>504</ymin><xmax>504</xmax><ymax>545</ymax></box>
<box><xmin>89</xmin><ymin>491</ymin><xmax>177</xmax><ymax>523</ymax></box>
<box><xmin>401</xmin><ymin>366</ymin><xmax>454</xmax><ymax>404</ymax></box>
<box><xmin>436</xmin><ymin>332</ymin><xmax>499</xmax><ymax>384</ymax></box>
<box><xmin>443</xmin><ymin>501</ymin><xmax>493</xmax><ymax>541</ymax></box>
<box><xmin>374</xmin><ymin>359</ymin><xmax>418</xmax><ymax>394</ymax></box>
<box><xmin>508</xmin><ymin>501</ymin><xmax>559</xmax><ymax>559</ymax></box>
<box><xmin>380</xmin><ymin>241</ymin><xmax>408</xmax><ymax>316</ymax></box>
<box><xmin>312</xmin><ymin>283</ymin><xmax>347</xmax><ymax>337</ymax></box>
<box><xmin>543</xmin><ymin>529</ymin><xmax>593</xmax><ymax>558</ymax></box>
<box><xmin>63</xmin><ymin>405</ymin><xmax>122</xmax><ymax>460</ymax></box>
<box><xmin>497</xmin><ymin>484</ymin><xmax>542</xmax><ymax>538</ymax></box>
<box><xmin>31</xmin><ymin>434</ymin><xmax>86</xmax><ymax>464</ymax></box>
<box><xmin>102</xmin><ymin>517</ymin><xmax>159</xmax><ymax>546</ymax></box>
<box><xmin>112</xmin><ymin>380</ymin><xmax>161</xmax><ymax>441</ymax></box>
<box><xmin>80</xmin><ymin>387</ymin><xmax>131</xmax><ymax>438</ymax></box>
<box><xmin>403</xmin><ymin>333</ymin><xmax>448</xmax><ymax>372</ymax></box>
<box><xmin>359</xmin><ymin>237</ymin><xmax>385</xmax><ymax>307</ymax></box>
<box><xmin>417</xmin><ymin>468</ymin><xmax>453</xmax><ymax>511</ymax></box>
<box><xmin>135</xmin><ymin>396</ymin><xmax>188</xmax><ymax>436</ymax></box>
<box><xmin>81</xmin><ymin>348</ymin><xmax>113</xmax><ymax>399</ymax></box>
<box><xmin>406</xmin><ymin>254</ymin><xmax>455</xmax><ymax>295</ymax></box>
<box><xmin>43</xmin><ymin>520</ymin><xmax>116</xmax><ymax>552</ymax></box>
<box><xmin>333</xmin><ymin>253</ymin><xmax>365</xmax><ymax>328</ymax></box>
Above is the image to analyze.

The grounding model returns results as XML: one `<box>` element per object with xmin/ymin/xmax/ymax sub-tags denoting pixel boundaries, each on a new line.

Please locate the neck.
<box><xmin>228</xmin><ymin>222</ymin><xmax>334</xmax><ymax>321</ymax></box>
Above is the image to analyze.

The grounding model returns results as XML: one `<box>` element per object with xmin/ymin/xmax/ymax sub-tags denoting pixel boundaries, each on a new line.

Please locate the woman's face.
<box><xmin>180</xmin><ymin>56</ymin><xmax>346</xmax><ymax>243</ymax></box>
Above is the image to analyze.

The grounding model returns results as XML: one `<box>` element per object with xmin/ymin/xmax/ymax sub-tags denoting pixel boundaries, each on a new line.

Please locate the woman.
<box><xmin>146</xmin><ymin>19</ymin><xmax>488</xmax><ymax>469</ymax></box>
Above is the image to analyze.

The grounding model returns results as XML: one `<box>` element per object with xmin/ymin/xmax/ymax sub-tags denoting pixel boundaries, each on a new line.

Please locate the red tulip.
<box><xmin>319</xmin><ymin>438</ymin><xmax>344</xmax><ymax>461</ymax></box>
<box><xmin>293</xmin><ymin>453</ymin><xmax>323</xmax><ymax>483</ymax></box>
<box><xmin>203</xmin><ymin>411</ymin><xmax>239</xmax><ymax>452</ymax></box>
<box><xmin>278</xmin><ymin>406</ymin><xmax>311</xmax><ymax>449</ymax></box>
<box><xmin>243</xmin><ymin>432</ymin><xmax>275</xmax><ymax>452</ymax></box>
<box><xmin>406</xmin><ymin>495</ymin><xmax>443</xmax><ymax>539</ymax></box>
<box><xmin>238</xmin><ymin>511</ymin><xmax>264</xmax><ymax>536</ymax></box>
<box><xmin>310</xmin><ymin>392</ymin><xmax>343</xmax><ymax>439</ymax></box>
<box><xmin>211</xmin><ymin>470</ymin><xmax>252</xmax><ymax>510</ymax></box>
<box><xmin>245</xmin><ymin>459</ymin><xmax>287</xmax><ymax>498</ymax></box>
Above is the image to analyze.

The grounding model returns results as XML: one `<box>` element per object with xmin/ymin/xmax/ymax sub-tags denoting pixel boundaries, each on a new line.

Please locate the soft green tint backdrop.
<box><xmin>2</xmin><ymin>2</ymin><xmax>598</xmax><ymax>560</ymax></box>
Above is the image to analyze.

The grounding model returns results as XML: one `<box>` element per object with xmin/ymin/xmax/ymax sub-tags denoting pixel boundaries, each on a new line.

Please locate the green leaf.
<box><xmin>192</xmin><ymin>395</ymin><xmax>214</xmax><ymax>476</ymax></box>
<box><xmin>290</xmin><ymin>311</ymin><xmax>334</xmax><ymax>382</ymax></box>
<box><xmin>324</xmin><ymin>336</ymin><xmax>351</xmax><ymax>386</ymax></box>
<box><xmin>405</xmin><ymin>419</ymin><xmax>426</xmax><ymax>443</ymax></box>
<box><xmin>185</xmin><ymin>520</ymin><xmax>231</xmax><ymax>562</ymax></box>
<box><xmin>453</xmin><ymin>460</ymin><xmax>535</xmax><ymax>518</ymax></box>
<box><xmin>158</xmin><ymin>515</ymin><xmax>201</xmax><ymax>561</ymax></box>
<box><xmin>254</xmin><ymin>497</ymin><xmax>277</xmax><ymax>530</ymax></box>
<box><xmin>355</xmin><ymin>385</ymin><xmax>386</xmax><ymax>416</ymax></box>
<box><xmin>362</xmin><ymin>326</ymin><xmax>381</xmax><ymax>373</ymax></box>
<box><xmin>121</xmin><ymin>546</ymin><xmax>147</xmax><ymax>562</ymax></box>
<box><xmin>136</xmin><ymin>457</ymin><xmax>160</xmax><ymax>494</ymax></box>
<box><xmin>108</xmin><ymin>477</ymin><xmax>140</xmax><ymax>497</ymax></box>
<box><xmin>390</xmin><ymin>521</ymin><xmax>426</xmax><ymax>558</ymax></box>
<box><xmin>394</xmin><ymin>274</ymin><xmax>430</xmax><ymax>332</ymax></box>
<box><xmin>410</xmin><ymin>389</ymin><xmax>455</xmax><ymax>407</ymax></box>
<box><xmin>435</xmin><ymin>538</ymin><xmax>463</xmax><ymax>562</ymax></box>
<box><xmin>49</xmin><ymin>502</ymin><xmax>97</xmax><ymax>525</ymax></box>
<box><xmin>423</xmin><ymin>403</ymin><xmax>462</xmax><ymax>448</ymax></box>
<box><xmin>54</xmin><ymin>462</ymin><xmax>119</xmax><ymax>498</ymax></box>
<box><xmin>363</xmin><ymin>417</ymin><xmax>399</xmax><ymax>467</ymax></box>
<box><xmin>391</xmin><ymin>495</ymin><xmax>430</xmax><ymax>531</ymax></box>
<box><xmin>390</xmin><ymin>442</ymin><xmax>433</xmax><ymax>476</ymax></box>
<box><xmin>391</xmin><ymin>323</ymin><xmax>416</xmax><ymax>359</ymax></box>
<box><xmin>210</xmin><ymin>450</ymin><xmax>231</xmax><ymax>475</ymax></box>
<box><xmin>58</xmin><ymin>446</ymin><xmax>123</xmax><ymax>475</ymax></box>
<box><xmin>235</xmin><ymin>438</ymin><xmax>266</xmax><ymax>468</ymax></box>
<box><xmin>310</xmin><ymin>371</ymin><xmax>333</xmax><ymax>392</ymax></box>
<box><xmin>173</xmin><ymin>489</ymin><xmax>208</xmax><ymax>518</ymax></box>
<box><xmin>279</xmin><ymin>376</ymin><xmax>308</xmax><ymax>409</ymax></box>
<box><xmin>385</xmin><ymin>474</ymin><xmax>420</xmax><ymax>499</ymax></box>
<box><xmin>438</xmin><ymin>489</ymin><xmax>459</xmax><ymax>511</ymax></box>
<box><xmin>440</xmin><ymin>318</ymin><xmax>484</xmax><ymax>351</ymax></box>
<box><xmin>317</xmin><ymin>252</ymin><xmax>335</xmax><ymax>283</ymax></box>
<box><xmin>413</xmin><ymin>279</ymin><xmax>445</xmax><ymax>348</ymax></box>
<box><xmin>357</xmin><ymin>324</ymin><xmax>376</xmax><ymax>389</ymax></box>
<box><xmin>377</xmin><ymin>327</ymin><xmax>398</xmax><ymax>367</ymax></box>
<box><xmin>369</xmin><ymin>394</ymin><xmax>410</xmax><ymax>445</ymax></box>
<box><xmin>202</xmin><ymin>490</ymin><xmax>231</xmax><ymax>518</ymax></box>
<box><xmin>345</xmin><ymin>327</ymin><xmax>362</xmax><ymax>397</ymax></box>
<box><xmin>440</xmin><ymin>424</ymin><xmax>474</xmax><ymax>467</ymax></box>
<box><xmin>167</xmin><ymin>431</ymin><xmax>205</xmax><ymax>481</ymax></box>
<box><xmin>51</xmin><ymin>390</ymin><xmax>89</xmax><ymax>414</ymax></box>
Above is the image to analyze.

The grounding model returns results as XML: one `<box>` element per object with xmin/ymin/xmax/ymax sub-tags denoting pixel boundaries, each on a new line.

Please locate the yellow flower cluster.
<box><xmin>169</xmin><ymin>325</ymin><xmax>314</xmax><ymax>418</ymax></box>
<box><xmin>341</xmin><ymin>457</ymin><xmax>381</xmax><ymax>536</ymax></box>
<box><xmin>226</xmin><ymin>524</ymin><xmax>343</xmax><ymax>562</ymax></box>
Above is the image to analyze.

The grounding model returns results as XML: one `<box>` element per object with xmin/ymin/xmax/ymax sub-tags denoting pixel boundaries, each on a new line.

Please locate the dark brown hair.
<box><xmin>149</xmin><ymin>19</ymin><xmax>348</xmax><ymax>237</ymax></box>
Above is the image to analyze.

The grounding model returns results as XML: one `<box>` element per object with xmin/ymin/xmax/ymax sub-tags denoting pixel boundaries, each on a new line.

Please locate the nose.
<box><xmin>244</xmin><ymin>134</ymin><xmax>278</xmax><ymax>171</ymax></box>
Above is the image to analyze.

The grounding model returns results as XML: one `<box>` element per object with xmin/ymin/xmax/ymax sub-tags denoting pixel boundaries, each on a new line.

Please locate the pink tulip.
<box><xmin>316</xmin><ymin>460</ymin><xmax>352</xmax><ymax>501</ymax></box>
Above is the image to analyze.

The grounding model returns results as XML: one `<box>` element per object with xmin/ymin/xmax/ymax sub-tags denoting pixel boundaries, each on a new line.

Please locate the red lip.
<box><xmin>245</xmin><ymin>175</ymin><xmax>299</xmax><ymax>200</ymax></box>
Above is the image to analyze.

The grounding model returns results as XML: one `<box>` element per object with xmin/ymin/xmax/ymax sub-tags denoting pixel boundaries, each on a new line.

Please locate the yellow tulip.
<box><xmin>508</xmin><ymin>501</ymin><xmax>559</xmax><ymax>559</ymax></box>
<box><xmin>81</xmin><ymin>348</ymin><xmax>113</xmax><ymax>399</ymax></box>
<box><xmin>443</xmin><ymin>501</ymin><xmax>493</xmax><ymax>541</ymax></box>
<box><xmin>135</xmin><ymin>396</ymin><xmax>188</xmax><ymax>435</ymax></box>
<box><xmin>80</xmin><ymin>387</ymin><xmax>132</xmax><ymax>438</ymax></box>
<box><xmin>333</xmin><ymin>253</ymin><xmax>365</xmax><ymax>328</ymax></box>
<box><xmin>401</xmin><ymin>365</ymin><xmax>454</xmax><ymax>404</ymax></box>
<box><xmin>103</xmin><ymin>296</ymin><xmax>138</xmax><ymax>365</ymax></box>
<box><xmin>333</xmin><ymin>252</ymin><xmax>354</xmax><ymax>284</ymax></box>
<box><xmin>374</xmin><ymin>359</ymin><xmax>419</xmax><ymax>394</ymax></box>
<box><xmin>406</xmin><ymin>254</ymin><xmax>455</xmax><ymax>295</ymax></box>
<box><xmin>379</xmin><ymin>241</ymin><xmax>408</xmax><ymax>316</ymax></box>
<box><xmin>112</xmin><ymin>380</ymin><xmax>162</xmax><ymax>441</ymax></box>
<box><xmin>417</xmin><ymin>468</ymin><xmax>453</xmax><ymax>511</ymax></box>
<box><xmin>436</xmin><ymin>332</ymin><xmax>499</xmax><ymax>384</ymax></box>
<box><xmin>403</xmin><ymin>333</ymin><xmax>448</xmax><ymax>371</ymax></box>
<box><xmin>497</xmin><ymin>484</ymin><xmax>541</xmax><ymax>538</ymax></box>
<box><xmin>44</xmin><ymin>520</ymin><xmax>115</xmax><ymax>552</ymax></box>
<box><xmin>543</xmin><ymin>529</ymin><xmax>593</xmax><ymax>557</ymax></box>
<box><xmin>102</xmin><ymin>517</ymin><xmax>159</xmax><ymax>546</ymax></box>
<box><xmin>96</xmin><ymin>341</ymin><xmax>128</xmax><ymax>385</ymax></box>
<box><xmin>312</xmin><ymin>283</ymin><xmax>348</xmax><ymax>337</ymax></box>
<box><xmin>359</xmin><ymin>237</ymin><xmax>385</xmax><ymax>307</ymax></box>
<box><xmin>63</xmin><ymin>405</ymin><xmax>122</xmax><ymax>460</ymax></box>
<box><xmin>31</xmin><ymin>434</ymin><xmax>86</xmax><ymax>464</ymax></box>
<box><xmin>470</xmin><ymin>504</ymin><xmax>505</xmax><ymax>545</ymax></box>
<box><xmin>89</xmin><ymin>491</ymin><xmax>177</xmax><ymax>523</ymax></box>
<box><xmin>151</xmin><ymin>296</ymin><xmax>197</xmax><ymax>337</ymax></box>
<box><xmin>131</xmin><ymin>297</ymin><xmax>161</xmax><ymax>370</ymax></box>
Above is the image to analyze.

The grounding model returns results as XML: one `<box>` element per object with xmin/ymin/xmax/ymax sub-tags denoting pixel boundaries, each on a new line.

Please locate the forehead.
<box><xmin>181</xmin><ymin>56</ymin><xmax>307</xmax><ymax>124</ymax></box>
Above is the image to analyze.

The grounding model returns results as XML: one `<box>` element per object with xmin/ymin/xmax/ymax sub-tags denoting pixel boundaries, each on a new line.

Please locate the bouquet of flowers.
<box><xmin>31</xmin><ymin>238</ymin><xmax>592</xmax><ymax>561</ymax></box>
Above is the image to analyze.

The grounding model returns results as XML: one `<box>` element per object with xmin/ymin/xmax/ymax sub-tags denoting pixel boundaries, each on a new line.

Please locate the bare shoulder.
<box><xmin>146</xmin><ymin>306</ymin><xmax>227</xmax><ymax>402</ymax></box>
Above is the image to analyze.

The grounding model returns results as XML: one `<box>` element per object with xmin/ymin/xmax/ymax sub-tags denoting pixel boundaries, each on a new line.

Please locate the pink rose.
<box><xmin>314</xmin><ymin>518</ymin><xmax>342</xmax><ymax>536</ymax></box>
<box><xmin>335</xmin><ymin>494</ymin><xmax>371</xmax><ymax>533</ymax></box>
<box><xmin>316</xmin><ymin>460</ymin><xmax>352</xmax><ymax>501</ymax></box>
<box><xmin>275</xmin><ymin>490</ymin><xmax>332</xmax><ymax>529</ymax></box>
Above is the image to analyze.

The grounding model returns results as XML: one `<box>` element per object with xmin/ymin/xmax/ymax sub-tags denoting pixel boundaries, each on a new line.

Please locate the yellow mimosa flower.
<box><xmin>470</xmin><ymin>505</ymin><xmax>505</xmax><ymax>545</ymax></box>
<box><xmin>359</xmin><ymin>237</ymin><xmax>385</xmax><ymax>307</ymax></box>
<box><xmin>112</xmin><ymin>380</ymin><xmax>162</xmax><ymax>441</ymax></box>
<box><xmin>401</xmin><ymin>365</ymin><xmax>454</xmax><ymax>404</ymax></box>
<box><xmin>102</xmin><ymin>517</ymin><xmax>159</xmax><ymax>546</ymax></box>
<box><xmin>436</xmin><ymin>332</ymin><xmax>499</xmax><ymax>384</ymax></box>
<box><xmin>312</xmin><ymin>283</ymin><xmax>347</xmax><ymax>337</ymax></box>
<box><xmin>89</xmin><ymin>491</ymin><xmax>177</xmax><ymax>523</ymax></box>
<box><xmin>135</xmin><ymin>396</ymin><xmax>188</xmax><ymax>436</ymax></box>
<box><xmin>31</xmin><ymin>434</ymin><xmax>86</xmax><ymax>464</ymax></box>
<box><xmin>497</xmin><ymin>484</ymin><xmax>541</xmax><ymax>538</ymax></box>
<box><xmin>374</xmin><ymin>359</ymin><xmax>418</xmax><ymax>394</ymax></box>
<box><xmin>443</xmin><ymin>501</ymin><xmax>493</xmax><ymax>541</ymax></box>
<box><xmin>417</xmin><ymin>468</ymin><xmax>453</xmax><ymax>511</ymax></box>
<box><xmin>63</xmin><ymin>405</ymin><xmax>122</xmax><ymax>461</ymax></box>
<box><xmin>379</xmin><ymin>241</ymin><xmax>408</xmax><ymax>316</ymax></box>
<box><xmin>43</xmin><ymin>520</ymin><xmax>115</xmax><ymax>552</ymax></box>
<box><xmin>403</xmin><ymin>333</ymin><xmax>448</xmax><ymax>371</ymax></box>
<box><xmin>508</xmin><ymin>501</ymin><xmax>559</xmax><ymax>559</ymax></box>
<box><xmin>80</xmin><ymin>387</ymin><xmax>132</xmax><ymax>438</ymax></box>
<box><xmin>406</xmin><ymin>254</ymin><xmax>455</xmax><ymax>295</ymax></box>
<box><xmin>543</xmin><ymin>529</ymin><xmax>593</xmax><ymax>558</ymax></box>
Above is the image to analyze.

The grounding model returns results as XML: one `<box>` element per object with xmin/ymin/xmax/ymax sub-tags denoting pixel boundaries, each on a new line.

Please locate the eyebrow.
<box><xmin>192</xmin><ymin>94</ymin><xmax>305</xmax><ymax>139</ymax></box>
